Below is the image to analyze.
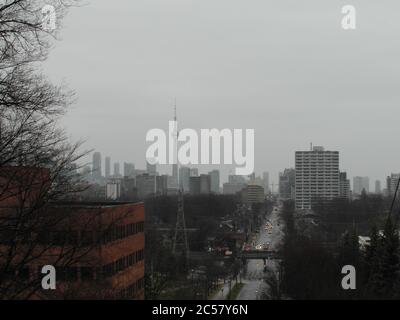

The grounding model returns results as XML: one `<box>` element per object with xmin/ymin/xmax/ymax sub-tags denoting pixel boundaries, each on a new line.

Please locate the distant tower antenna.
<box><xmin>172</xmin><ymin>102</ymin><xmax>189</xmax><ymax>261</ymax></box>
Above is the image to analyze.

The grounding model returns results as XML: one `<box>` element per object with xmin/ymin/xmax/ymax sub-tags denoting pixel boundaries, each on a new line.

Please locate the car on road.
<box><xmin>244</xmin><ymin>244</ymin><xmax>252</xmax><ymax>251</ymax></box>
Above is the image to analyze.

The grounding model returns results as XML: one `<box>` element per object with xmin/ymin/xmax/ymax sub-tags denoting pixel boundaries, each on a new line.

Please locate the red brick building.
<box><xmin>0</xmin><ymin>167</ymin><xmax>145</xmax><ymax>299</ymax></box>
<box><xmin>48</xmin><ymin>201</ymin><xmax>146</xmax><ymax>299</ymax></box>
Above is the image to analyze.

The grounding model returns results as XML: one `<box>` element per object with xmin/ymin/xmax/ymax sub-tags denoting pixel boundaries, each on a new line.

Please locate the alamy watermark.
<box><xmin>341</xmin><ymin>5</ymin><xmax>356</xmax><ymax>30</ymax></box>
<box><xmin>146</xmin><ymin>120</ymin><xmax>255</xmax><ymax>175</ymax></box>
<box><xmin>41</xmin><ymin>265</ymin><xmax>56</xmax><ymax>290</ymax></box>
<box><xmin>341</xmin><ymin>265</ymin><xmax>356</xmax><ymax>290</ymax></box>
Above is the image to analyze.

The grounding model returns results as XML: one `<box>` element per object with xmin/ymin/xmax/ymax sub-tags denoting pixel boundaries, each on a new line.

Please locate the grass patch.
<box><xmin>227</xmin><ymin>283</ymin><xmax>244</xmax><ymax>300</ymax></box>
<box><xmin>208</xmin><ymin>283</ymin><xmax>224</xmax><ymax>299</ymax></box>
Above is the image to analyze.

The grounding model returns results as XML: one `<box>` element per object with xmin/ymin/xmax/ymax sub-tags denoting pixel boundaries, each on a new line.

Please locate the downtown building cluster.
<box><xmin>84</xmin><ymin>152</ymin><xmax>270</xmax><ymax>205</ymax></box>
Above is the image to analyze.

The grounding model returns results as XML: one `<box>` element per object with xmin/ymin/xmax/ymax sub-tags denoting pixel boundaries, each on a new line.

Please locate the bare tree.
<box><xmin>0</xmin><ymin>0</ymin><xmax>128</xmax><ymax>299</ymax></box>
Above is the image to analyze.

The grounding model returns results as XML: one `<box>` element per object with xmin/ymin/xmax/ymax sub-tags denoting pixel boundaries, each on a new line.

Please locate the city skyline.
<box><xmin>86</xmin><ymin>147</ymin><xmax>391</xmax><ymax>194</ymax></box>
<box><xmin>42</xmin><ymin>0</ymin><xmax>400</xmax><ymax>188</ymax></box>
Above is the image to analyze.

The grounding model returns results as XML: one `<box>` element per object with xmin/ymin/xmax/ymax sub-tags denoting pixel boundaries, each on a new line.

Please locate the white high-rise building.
<box><xmin>295</xmin><ymin>146</ymin><xmax>340</xmax><ymax>210</ymax></box>
<box><xmin>353</xmin><ymin>176</ymin><xmax>369</xmax><ymax>195</ymax></box>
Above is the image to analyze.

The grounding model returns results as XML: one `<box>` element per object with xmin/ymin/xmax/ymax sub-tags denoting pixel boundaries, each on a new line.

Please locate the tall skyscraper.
<box><xmin>81</xmin><ymin>165</ymin><xmax>92</xmax><ymax>181</ymax></box>
<box><xmin>171</xmin><ymin>164</ymin><xmax>178</xmax><ymax>188</ymax></box>
<box><xmin>105</xmin><ymin>156</ymin><xmax>111</xmax><ymax>178</ymax></box>
<box><xmin>208</xmin><ymin>170</ymin><xmax>220</xmax><ymax>193</ymax></box>
<box><xmin>156</xmin><ymin>175</ymin><xmax>168</xmax><ymax>195</ymax></box>
<box><xmin>124</xmin><ymin>162</ymin><xmax>135</xmax><ymax>178</ymax></box>
<box><xmin>386</xmin><ymin>174</ymin><xmax>400</xmax><ymax>197</ymax></box>
<box><xmin>241</xmin><ymin>185</ymin><xmax>265</xmax><ymax>204</ymax></box>
<box><xmin>189</xmin><ymin>168</ymin><xmax>198</xmax><ymax>177</ymax></box>
<box><xmin>146</xmin><ymin>160</ymin><xmax>156</xmax><ymax>176</ymax></box>
<box><xmin>229</xmin><ymin>175</ymin><xmax>246</xmax><ymax>184</ymax></box>
<box><xmin>113</xmin><ymin>162</ymin><xmax>121</xmax><ymax>177</ymax></box>
<box><xmin>223</xmin><ymin>182</ymin><xmax>246</xmax><ymax>195</ymax></box>
<box><xmin>353</xmin><ymin>176</ymin><xmax>369</xmax><ymax>195</ymax></box>
<box><xmin>92</xmin><ymin>152</ymin><xmax>102</xmax><ymax>180</ymax></box>
<box><xmin>295</xmin><ymin>146</ymin><xmax>340</xmax><ymax>210</ymax></box>
<box><xmin>263</xmin><ymin>172</ymin><xmax>270</xmax><ymax>194</ymax></box>
<box><xmin>179</xmin><ymin>166</ymin><xmax>191</xmax><ymax>192</ymax></box>
<box><xmin>189</xmin><ymin>176</ymin><xmax>201</xmax><ymax>195</ymax></box>
<box><xmin>279</xmin><ymin>168</ymin><xmax>295</xmax><ymax>200</ymax></box>
<box><xmin>199</xmin><ymin>174</ymin><xmax>211</xmax><ymax>194</ymax></box>
<box><xmin>339</xmin><ymin>172</ymin><xmax>351</xmax><ymax>199</ymax></box>
<box><xmin>136</xmin><ymin>173</ymin><xmax>156</xmax><ymax>198</ymax></box>
<box><xmin>375</xmin><ymin>180</ymin><xmax>382</xmax><ymax>194</ymax></box>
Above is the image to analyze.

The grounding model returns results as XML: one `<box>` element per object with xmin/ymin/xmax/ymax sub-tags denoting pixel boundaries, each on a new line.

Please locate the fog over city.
<box><xmin>43</xmin><ymin>0</ymin><xmax>400</xmax><ymax>185</ymax></box>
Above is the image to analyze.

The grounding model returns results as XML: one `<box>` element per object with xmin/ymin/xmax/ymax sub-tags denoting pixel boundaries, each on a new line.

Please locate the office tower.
<box><xmin>248</xmin><ymin>173</ymin><xmax>256</xmax><ymax>183</ymax></box>
<box><xmin>113</xmin><ymin>162</ymin><xmax>121</xmax><ymax>177</ymax></box>
<box><xmin>189</xmin><ymin>168</ymin><xmax>199</xmax><ymax>177</ymax></box>
<box><xmin>295</xmin><ymin>146</ymin><xmax>340</xmax><ymax>210</ymax></box>
<box><xmin>136</xmin><ymin>173</ymin><xmax>156</xmax><ymax>198</ymax></box>
<box><xmin>146</xmin><ymin>160</ymin><xmax>156</xmax><ymax>176</ymax></box>
<box><xmin>81</xmin><ymin>165</ymin><xmax>92</xmax><ymax>181</ymax></box>
<box><xmin>199</xmin><ymin>174</ymin><xmax>211</xmax><ymax>194</ymax></box>
<box><xmin>171</xmin><ymin>164</ymin><xmax>178</xmax><ymax>187</ymax></box>
<box><xmin>124</xmin><ymin>162</ymin><xmax>135</xmax><ymax>178</ymax></box>
<box><xmin>156</xmin><ymin>175</ymin><xmax>168</xmax><ymax>195</ymax></box>
<box><xmin>189</xmin><ymin>176</ymin><xmax>201</xmax><ymax>195</ymax></box>
<box><xmin>353</xmin><ymin>176</ymin><xmax>370</xmax><ymax>195</ymax></box>
<box><xmin>105</xmin><ymin>156</ymin><xmax>111</xmax><ymax>178</ymax></box>
<box><xmin>208</xmin><ymin>170</ymin><xmax>220</xmax><ymax>193</ymax></box>
<box><xmin>223</xmin><ymin>182</ymin><xmax>247</xmax><ymax>195</ymax></box>
<box><xmin>263</xmin><ymin>172</ymin><xmax>270</xmax><ymax>194</ymax></box>
<box><xmin>339</xmin><ymin>172</ymin><xmax>351</xmax><ymax>199</ymax></box>
<box><xmin>106</xmin><ymin>179</ymin><xmax>121</xmax><ymax>200</ymax></box>
<box><xmin>120</xmin><ymin>177</ymin><xmax>137</xmax><ymax>201</ymax></box>
<box><xmin>375</xmin><ymin>180</ymin><xmax>382</xmax><ymax>194</ymax></box>
<box><xmin>386</xmin><ymin>174</ymin><xmax>400</xmax><ymax>197</ymax></box>
<box><xmin>179</xmin><ymin>166</ymin><xmax>191</xmax><ymax>192</ymax></box>
<box><xmin>135</xmin><ymin>169</ymin><xmax>147</xmax><ymax>176</ymax></box>
<box><xmin>92</xmin><ymin>152</ymin><xmax>102</xmax><ymax>180</ymax></box>
<box><xmin>279</xmin><ymin>168</ymin><xmax>295</xmax><ymax>200</ymax></box>
<box><xmin>229</xmin><ymin>175</ymin><xmax>246</xmax><ymax>184</ymax></box>
<box><xmin>241</xmin><ymin>185</ymin><xmax>265</xmax><ymax>204</ymax></box>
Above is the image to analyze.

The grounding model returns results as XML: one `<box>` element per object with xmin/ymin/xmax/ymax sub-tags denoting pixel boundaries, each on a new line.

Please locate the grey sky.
<box><xmin>43</xmin><ymin>0</ymin><xmax>400</xmax><ymax>187</ymax></box>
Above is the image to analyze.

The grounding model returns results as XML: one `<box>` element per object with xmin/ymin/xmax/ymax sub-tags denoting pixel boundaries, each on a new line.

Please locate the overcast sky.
<box><xmin>43</xmin><ymin>0</ymin><xmax>400</xmax><ymax>187</ymax></box>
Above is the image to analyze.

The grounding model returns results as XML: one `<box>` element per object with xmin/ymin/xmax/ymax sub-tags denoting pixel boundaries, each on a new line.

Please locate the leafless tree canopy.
<box><xmin>0</xmin><ymin>0</ymin><xmax>108</xmax><ymax>300</ymax></box>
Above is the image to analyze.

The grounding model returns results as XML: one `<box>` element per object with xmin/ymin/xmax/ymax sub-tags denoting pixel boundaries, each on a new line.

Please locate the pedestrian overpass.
<box><xmin>238</xmin><ymin>250</ymin><xmax>281</xmax><ymax>260</ymax></box>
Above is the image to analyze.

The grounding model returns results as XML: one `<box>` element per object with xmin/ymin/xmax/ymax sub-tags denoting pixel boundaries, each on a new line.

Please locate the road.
<box><xmin>236</xmin><ymin>204</ymin><xmax>284</xmax><ymax>300</ymax></box>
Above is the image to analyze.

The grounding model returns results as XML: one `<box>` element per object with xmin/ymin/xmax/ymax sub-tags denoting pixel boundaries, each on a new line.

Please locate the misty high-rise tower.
<box><xmin>105</xmin><ymin>156</ymin><xmax>111</xmax><ymax>178</ymax></box>
<box><xmin>295</xmin><ymin>146</ymin><xmax>339</xmax><ymax>210</ymax></box>
<box><xmin>92</xmin><ymin>152</ymin><xmax>102</xmax><ymax>180</ymax></box>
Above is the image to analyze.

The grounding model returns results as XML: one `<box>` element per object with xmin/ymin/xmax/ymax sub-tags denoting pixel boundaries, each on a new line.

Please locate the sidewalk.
<box><xmin>210</xmin><ymin>282</ymin><xmax>231</xmax><ymax>300</ymax></box>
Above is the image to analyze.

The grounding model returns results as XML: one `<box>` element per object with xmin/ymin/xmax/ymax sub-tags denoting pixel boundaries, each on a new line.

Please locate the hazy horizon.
<box><xmin>42</xmin><ymin>0</ymin><xmax>400</xmax><ymax>187</ymax></box>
